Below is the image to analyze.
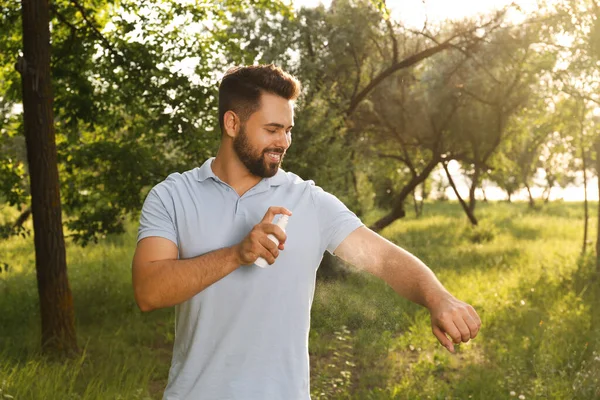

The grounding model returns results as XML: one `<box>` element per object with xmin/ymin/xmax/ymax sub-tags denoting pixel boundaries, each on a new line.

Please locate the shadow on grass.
<box><xmin>383</xmin><ymin>219</ymin><xmax>464</xmax><ymax>251</ymax></box>
<box><xmin>0</xmin><ymin>263</ymin><xmax>175</xmax><ymax>400</ymax></box>
<box><xmin>461</xmin><ymin>257</ymin><xmax>599</xmax><ymax>399</ymax></box>
<box><xmin>313</xmin><ymin>231</ymin><xmax>599</xmax><ymax>398</ymax></box>
<box><xmin>309</xmin><ymin>271</ymin><xmax>424</xmax><ymax>399</ymax></box>
<box><xmin>378</xmin><ymin>255</ymin><xmax>600</xmax><ymax>400</ymax></box>
<box><xmin>495</xmin><ymin>218</ymin><xmax>545</xmax><ymax>241</ymax></box>
<box><xmin>1</xmin><ymin>266</ymin><xmax>170</xmax><ymax>346</ymax></box>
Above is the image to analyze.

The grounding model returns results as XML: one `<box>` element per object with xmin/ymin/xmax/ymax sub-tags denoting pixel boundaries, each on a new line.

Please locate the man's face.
<box><xmin>232</xmin><ymin>92</ymin><xmax>294</xmax><ymax>178</ymax></box>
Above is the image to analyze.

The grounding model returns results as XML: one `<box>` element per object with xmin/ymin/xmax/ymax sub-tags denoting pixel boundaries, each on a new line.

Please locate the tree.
<box><xmin>595</xmin><ymin>128</ymin><xmax>600</xmax><ymax>273</ymax></box>
<box><xmin>16</xmin><ymin>0</ymin><xmax>78</xmax><ymax>355</ymax></box>
<box><xmin>487</xmin><ymin>152</ymin><xmax>520</xmax><ymax>202</ymax></box>
<box><xmin>2</xmin><ymin>0</ymin><xmax>293</xmax><ymax>355</ymax></box>
<box><xmin>552</xmin><ymin>0</ymin><xmax>600</xmax><ymax>261</ymax></box>
<box><xmin>446</xmin><ymin>23</ymin><xmax>556</xmax><ymax>222</ymax></box>
<box><xmin>488</xmin><ymin>94</ymin><xmax>560</xmax><ymax>207</ymax></box>
<box><xmin>352</xmin><ymin>66</ymin><xmax>460</xmax><ymax>230</ymax></box>
<box><xmin>355</xmin><ymin>16</ymin><xmax>555</xmax><ymax>229</ymax></box>
<box><xmin>2</xmin><ymin>0</ymin><xmax>292</xmax><ymax>244</ymax></box>
<box><xmin>538</xmin><ymin>130</ymin><xmax>576</xmax><ymax>203</ymax></box>
<box><xmin>224</xmin><ymin>0</ymin><xmax>512</xmax><ymax>213</ymax></box>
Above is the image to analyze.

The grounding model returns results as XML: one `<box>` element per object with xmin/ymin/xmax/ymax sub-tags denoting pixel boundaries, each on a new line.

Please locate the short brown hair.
<box><xmin>218</xmin><ymin>64</ymin><xmax>302</xmax><ymax>134</ymax></box>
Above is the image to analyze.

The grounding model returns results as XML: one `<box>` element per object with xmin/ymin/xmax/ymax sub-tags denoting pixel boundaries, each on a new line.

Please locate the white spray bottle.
<box><xmin>255</xmin><ymin>214</ymin><xmax>290</xmax><ymax>268</ymax></box>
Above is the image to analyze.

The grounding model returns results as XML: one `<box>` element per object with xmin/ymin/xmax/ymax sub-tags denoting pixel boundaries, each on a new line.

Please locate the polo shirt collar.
<box><xmin>195</xmin><ymin>157</ymin><xmax>288</xmax><ymax>187</ymax></box>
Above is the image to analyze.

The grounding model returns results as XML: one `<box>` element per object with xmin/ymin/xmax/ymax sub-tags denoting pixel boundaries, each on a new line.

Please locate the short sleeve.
<box><xmin>311</xmin><ymin>185</ymin><xmax>364</xmax><ymax>255</ymax></box>
<box><xmin>137</xmin><ymin>187</ymin><xmax>179</xmax><ymax>247</ymax></box>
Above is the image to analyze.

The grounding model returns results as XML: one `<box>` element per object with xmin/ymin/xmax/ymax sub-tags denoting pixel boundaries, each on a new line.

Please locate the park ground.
<box><xmin>1</xmin><ymin>201</ymin><xmax>599</xmax><ymax>399</ymax></box>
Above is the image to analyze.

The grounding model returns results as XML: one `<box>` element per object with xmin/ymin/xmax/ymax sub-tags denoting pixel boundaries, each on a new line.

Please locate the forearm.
<box><xmin>134</xmin><ymin>246</ymin><xmax>241</xmax><ymax>311</ymax></box>
<box><xmin>380</xmin><ymin>246</ymin><xmax>452</xmax><ymax>309</ymax></box>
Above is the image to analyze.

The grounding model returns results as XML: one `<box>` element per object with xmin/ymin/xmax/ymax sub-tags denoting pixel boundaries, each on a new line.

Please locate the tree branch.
<box><xmin>347</xmin><ymin>40</ymin><xmax>452</xmax><ymax>116</ymax></box>
<box><xmin>346</xmin><ymin>12</ymin><xmax>507</xmax><ymax>116</ymax></box>
<box><xmin>0</xmin><ymin>207</ymin><xmax>31</xmax><ymax>239</ymax></box>
<box><xmin>369</xmin><ymin>34</ymin><xmax>387</xmax><ymax>61</ymax></box>
<box><xmin>350</xmin><ymin>46</ymin><xmax>362</xmax><ymax>101</ymax></box>
<box><xmin>377</xmin><ymin>152</ymin><xmax>409</xmax><ymax>164</ymax></box>
<box><xmin>458</xmin><ymin>86</ymin><xmax>497</xmax><ymax>106</ymax></box>
<box><xmin>50</xmin><ymin>4</ymin><xmax>80</xmax><ymax>32</ymax></box>
<box><xmin>408</xmin><ymin>20</ymin><xmax>504</xmax><ymax>85</ymax></box>
<box><xmin>71</xmin><ymin>0</ymin><xmax>125</xmax><ymax>65</ymax></box>
<box><xmin>49</xmin><ymin>4</ymin><xmax>80</xmax><ymax>66</ymax></box>
<box><xmin>374</xmin><ymin>106</ymin><xmax>418</xmax><ymax>174</ymax></box>
<box><xmin>385</xmin><ymin>17</ymin><xmax>399</xmax><ymax>64</ymax></box>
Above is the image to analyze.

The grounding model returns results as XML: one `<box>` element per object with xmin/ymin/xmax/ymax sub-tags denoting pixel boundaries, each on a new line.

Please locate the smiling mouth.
<box><xmin>265</xmin><ymin>152</ymin><xmax>283</xmax><ymax>162</ymax></box>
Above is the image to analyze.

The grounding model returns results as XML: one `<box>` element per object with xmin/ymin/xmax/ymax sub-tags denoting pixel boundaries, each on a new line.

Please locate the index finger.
<box><xmin>261</xmin><ymin>206</ymin><xmax>292</xmax><ymax>223</ymax></box>
<box><xmin>263</xmin><ymin>224</ymin><xmax>287</xmax><ymax>245</ymax></box>
<box><xmin>432</xmin><ymin>324</ymin><xmax>454</xmax><ymax>353</ymax></box>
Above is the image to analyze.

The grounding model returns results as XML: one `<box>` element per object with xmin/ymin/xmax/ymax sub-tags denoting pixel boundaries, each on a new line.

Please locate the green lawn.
<box><xmin>1</xmin><ymin>201</ymin><xmax>599</xmax><ymax>399</ymax></box>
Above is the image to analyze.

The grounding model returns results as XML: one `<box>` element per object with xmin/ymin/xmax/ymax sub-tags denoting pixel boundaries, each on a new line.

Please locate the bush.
<box><xmin>464</xmin><ymin>220</ymin><xmax>497</xmax><ymax>243</ymax></box>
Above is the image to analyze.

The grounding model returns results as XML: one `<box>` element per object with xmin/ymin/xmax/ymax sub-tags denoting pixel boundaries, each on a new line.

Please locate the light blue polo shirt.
<box><xmin>137</xmin><ymin>157</ymin><xmax>364</xmax><ymax>400</ymax></box>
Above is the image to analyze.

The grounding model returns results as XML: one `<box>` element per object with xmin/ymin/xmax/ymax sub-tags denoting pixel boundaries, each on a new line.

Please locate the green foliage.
<box><xmin>463</xmin><ymin>219</ymin><xmax>498</xmax><ymax>243</ymax></box>
<box><xmin>310</xmin><ymin>325</ymin><xmax>356</xmax><ymax>399</ymax></box>
<box><xmin>0</xmin><ymin>0</ymin><xmax>293</xmax><ymax>244</ymax></box>
<box><xmin>447</xmin><ymin>21</ymin><xmax>557</xmax><ymax>205</ymax></box>
<box><xmin>2</xmin><ymin>0</ymin><xmax>600</xmax><ymax>244</ymax></box>
<box><xmin>488</xmin><ymin>93</ymin><xmax>563</xmax><ymax>198</ymax></box>
<box><xmin>550</xmin><ymin>0</ymin><xmax>600</xmax><ymax>179</ymax></box>
<box><xmin>0</xmin><ymin>153</ymin><xmax>27</xmax><ymax>208</ymax></box>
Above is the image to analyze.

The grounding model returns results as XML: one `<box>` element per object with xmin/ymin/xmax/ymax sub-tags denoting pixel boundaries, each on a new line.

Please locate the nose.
<box><xmin>274</xmin><ymin>130</ymin><xmax>291</xmax><ymax>150</ymax></box>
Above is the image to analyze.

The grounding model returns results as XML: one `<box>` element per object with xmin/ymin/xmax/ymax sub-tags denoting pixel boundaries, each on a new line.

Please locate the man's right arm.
<box><xmin>132</xmin><ymin>237</ymin><xmax>242</xmax><ymax>312</ymax></box>
<box><xmin>132</xmin><ymin>205</ymin><xmax>292</xmax><ymax>312</ymax></box>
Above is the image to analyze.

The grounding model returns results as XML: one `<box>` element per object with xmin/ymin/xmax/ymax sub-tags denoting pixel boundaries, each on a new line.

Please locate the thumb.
<box><xmin>432</xmin><ymin>324</ymin><xmax>455</xmax><ymax>353</ymax></box>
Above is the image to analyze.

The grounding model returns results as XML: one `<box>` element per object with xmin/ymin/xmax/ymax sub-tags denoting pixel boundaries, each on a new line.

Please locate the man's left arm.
<box><xmin>334</xmin><ymin>226</ymin><xmax>482</xmax><ymax>353</ymax></box>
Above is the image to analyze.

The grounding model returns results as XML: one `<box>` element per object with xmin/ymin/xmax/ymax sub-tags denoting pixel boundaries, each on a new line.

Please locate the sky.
<box><xmin>291</xmin><ymin>0</ymin><xmax>598</xmax><ymax>202</ymax></box>
<box><xmin>293</xmin><ymin>0</ymin><xmax>540</xmax><ymax>27</ymax></box>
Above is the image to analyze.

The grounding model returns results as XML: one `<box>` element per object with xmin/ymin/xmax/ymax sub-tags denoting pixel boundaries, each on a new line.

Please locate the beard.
<box><xmin>233</xmin><ymin>124</ymin><xmax>285</xmax><ymax>178</ymax></box>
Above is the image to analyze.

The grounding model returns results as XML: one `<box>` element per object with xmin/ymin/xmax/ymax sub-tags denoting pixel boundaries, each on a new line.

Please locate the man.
<box><xmin>132</xmin><ymin>64</ymin><xmax>481</xmax><ymax>400</ymax></box>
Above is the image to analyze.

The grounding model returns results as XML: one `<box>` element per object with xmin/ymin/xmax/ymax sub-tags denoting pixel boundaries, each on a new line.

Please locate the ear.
<box><xmin>223</xmin><ymin>110</ymin><xmax>240</xmax><ymax>139</ymax></box>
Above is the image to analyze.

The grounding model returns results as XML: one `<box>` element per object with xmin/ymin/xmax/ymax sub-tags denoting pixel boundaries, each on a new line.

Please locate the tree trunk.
<box><xmin>582</xmin><ymin>146</ymin><xmax>589</xmax><ymax>256</ymax></box>
<box><xmin>417</xmin><ymin>180</ymin><xmax>426</xmax><ymax>216</ymax></box>
<box><xmin>595</xmin><ymin>138</ymin><xmax>600</xmax><ymax>275</ymax></box>
<box><xmin>412</xmin><ymin>188</ymin><xmax>419</xmax><ymax>217</ymax></box>
<box><xmin>412</xmin><ymin>182</ymin><xmax>425</xmax><ymax>218</ymax></box>
<box><xmin>442</xmin><ymin>161</ymin><xmax>478</xmax><ymax>226</ymax></box>
<box><xmin>578</xmin><ymin>100</ymin><xmax>588</xmax><ymax>256</ymax></box>
<box><xmin>481</xmin><ymin>185</ymin><xmax>488</xmax><ymax>203</ymax></box>
<box><xmin>18</xmin><ymin>0</ymin><xmax>78</xmax><ymax>356</ymax></box>
<box><xmin>507</xmin><ymin>191</ymin><xmax>512</xmax><ymax>203</ymax></box>
<box><xmin>369</xmin><ymin>156</ymin><xmax>439</xmax><ymax>232</ymax></box>
<box><xmin>420</xmin><ymin>177</ymin><xmax>429</xmax><ymax>212</ymax></box>
<box><xmin>468</xmin><ymin>165</ymin><xmax>480</xmax><ymax>214</ymax></box>
<box><xmin>369</xmin><ymin>204</ymin><xmax>407</xmax><ymax>232</ymax></box>
<box><xmin>525</xmin><ymin>184</ymin><xmax>535</xmax><ymax>208</ymax></box>
<box><xmin>350</xmin><ymin>149</ymin><xmax>360</xmax><ymax>215</ymax></box>
<box><xmin>544</xmin><ymin>186</ymin><xmax>552</xmax><ymax>203</ymax></box>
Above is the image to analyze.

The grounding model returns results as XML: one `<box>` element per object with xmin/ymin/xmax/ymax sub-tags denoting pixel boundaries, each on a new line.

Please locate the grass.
<box><xmin>1</xmin><ymin>200</ymin><xmax>599</xmax><ymax>399</ymax></box>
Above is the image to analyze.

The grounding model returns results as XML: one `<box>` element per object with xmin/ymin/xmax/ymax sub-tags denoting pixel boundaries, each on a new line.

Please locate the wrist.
<box><xmin>229</xmin><ymin>244</ymin><xmax>242</xmax><ymax>267</ymax></box>
<box><xmin>424</xmin><ymin>289</ymin><xmax>453</xmax><ymax>310</ymax></box>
